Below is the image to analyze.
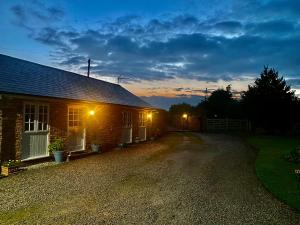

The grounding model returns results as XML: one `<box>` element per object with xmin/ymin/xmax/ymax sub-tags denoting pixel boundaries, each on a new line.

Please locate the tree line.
<box><xmin>169</xmin><ymin>67</ymin><xmax>300</xmax><ymax>133</ymax></box>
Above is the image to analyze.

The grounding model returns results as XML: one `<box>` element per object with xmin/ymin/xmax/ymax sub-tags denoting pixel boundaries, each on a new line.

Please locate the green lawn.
<box><xmin>248</xmin><ymin>136</ymin><xmax>300</xmax><ymax>211</ymax></box>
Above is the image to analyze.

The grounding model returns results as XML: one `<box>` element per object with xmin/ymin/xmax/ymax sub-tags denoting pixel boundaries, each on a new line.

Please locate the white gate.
<box><xmin>22</xmin><ymin>103</ymin><xmax>49</xmax><ymax>160</ymax></box>
<box><xmin>121</xmin><ymin>111</ymin><xmax>132</xmax><ymax>144</ymax></box>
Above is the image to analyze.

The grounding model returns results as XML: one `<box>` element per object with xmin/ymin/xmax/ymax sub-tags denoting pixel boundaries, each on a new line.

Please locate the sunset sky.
<box><xmin>1</xmin><ymin>0</ymin><xmax>300</xmax><ymax>109</ymax></box>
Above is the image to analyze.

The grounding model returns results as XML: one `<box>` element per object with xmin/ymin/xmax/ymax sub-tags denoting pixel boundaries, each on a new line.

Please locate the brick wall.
<box><xmin>0</xmin><ymin>94</ymin><xmax>168</xmax><ymax>161</ymax></box>
<box><xmin>0</xmin><ymin>95</ymin><xmax>23</xmax><ymax>161</ymax></box>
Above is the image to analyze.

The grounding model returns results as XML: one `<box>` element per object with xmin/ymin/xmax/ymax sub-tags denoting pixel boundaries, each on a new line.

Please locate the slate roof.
<box><xmin>0</xmin><ymin>54</ymin><xmax>152</xmax><ymax>108</ymax></box>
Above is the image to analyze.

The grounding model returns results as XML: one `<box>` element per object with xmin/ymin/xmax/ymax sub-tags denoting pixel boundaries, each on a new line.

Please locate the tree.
<box><xmin>242</xmin><ymin>66</ymin><xmax>296</xmax><ymax>132</ymax></box>
<box><xmin>197</xmin><ymin>85</ymin><xmax>243</xmax><ymax>118</ymax></box>
<box><xmin>169</xmin><ymin>103</ymin><xmax>194</xmax><ymax>116</ymax></box>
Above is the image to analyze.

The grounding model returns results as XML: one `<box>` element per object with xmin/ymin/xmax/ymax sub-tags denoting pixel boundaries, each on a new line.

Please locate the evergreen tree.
<box><xmin>242</xmin><ymin>66</ymin><xmax>296</xmax><ymax>132</ymax></box>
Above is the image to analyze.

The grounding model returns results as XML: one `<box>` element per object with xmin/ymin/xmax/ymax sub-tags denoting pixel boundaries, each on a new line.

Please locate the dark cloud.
<box><xmin>10</xmin><ymin>1</ymin><xmax>65</xmax><ymax>30</ymax></box>
<box><xmin>214</xmin><ymin>21</ymin><xmax>243</xmax><ymax>34</ymax></box>
<box><xmin>246</xmin><ymin>20</ymin><xmax>296</xmax><ymax>36</ymax></box>
<box><xmin>8</xmin><ymin>0</ymin><xmax>300</xmax><ymax>84</ymax></box>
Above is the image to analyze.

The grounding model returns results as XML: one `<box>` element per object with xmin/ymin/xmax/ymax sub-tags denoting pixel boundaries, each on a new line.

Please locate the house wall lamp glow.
<box><xmin>89</xmin><ymin>110</ymin><xmax>95</xmax><ymax>116</ymax></box>
<box><xmin>182</xmin><ymin>113</ymin><xmax>188</xmax><ymax>119</ymax></box>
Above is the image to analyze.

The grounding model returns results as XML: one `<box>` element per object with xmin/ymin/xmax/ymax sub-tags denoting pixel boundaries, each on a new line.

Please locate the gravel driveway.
<box><xmin>0</xmin><ymin>132</ymin><xmax>300</xmax><ymax>225</ymax></box>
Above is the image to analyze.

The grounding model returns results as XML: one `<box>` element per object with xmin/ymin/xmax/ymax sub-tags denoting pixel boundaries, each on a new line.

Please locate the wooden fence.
<box><xmin>205</xmin><ymin>119</ymin><xmax>250</xmax><ymax>132</ymax></box>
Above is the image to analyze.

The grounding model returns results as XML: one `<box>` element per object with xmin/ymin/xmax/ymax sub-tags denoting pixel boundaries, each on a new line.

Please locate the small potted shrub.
<box><xmin>49</xmin><ymin>138</ymin><xmax>64</xmax><ymax>163</ymax></box>
<box><xmin>1</xmin><ymin>160</ymin><xmax>21</xmax><ymax>176</ymax></box>
<box><xmin>91</xmin><ymin>140</ymin><xmax>101</xmax><ymax>153</ymax></box>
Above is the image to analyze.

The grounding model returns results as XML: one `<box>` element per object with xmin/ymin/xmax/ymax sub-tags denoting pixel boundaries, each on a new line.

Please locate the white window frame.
<box><xmin>68</xmin><ymin>106</ymin><xmax>84</xmax><ymax>128</ymax></box>
<box><xmin>23</xmin><ymin>103</ymin><xmax>49</xmax><ymax>133</ymax></box>
<box><xmin>139</xmin><ymin>112</ymin><xmax>146</xmax><ymax>127</ymax></box>
<box><xmin>67</xmin><ymin>105</ymin><xmax>86</xmax><ymax>151</ymax></box>
<box><xmin>122</xmin><ymin>111</ymin><xmax>132</xmax><ymax>128</ymax></box>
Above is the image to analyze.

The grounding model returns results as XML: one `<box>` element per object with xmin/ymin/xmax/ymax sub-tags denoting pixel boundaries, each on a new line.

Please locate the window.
<box><xmin>122</xmin><ymin>111</ymin><xmax>132</xmax><ymax>128</ymax></box>
<box><xmin>68</xmin><ymin>107</ymin><xmax>83</xmax><ymax>127</ymax></box>
<box><xmin>24</xmin><ymin>104</ymin><xmax>48</xmax><ymax>132</ymax></box>
<box><xmin>24</xmin><ymin>104</ymin><xmax>35</xmax><ymax>131</ymax></box>
<box><xmin>139</xmin><ymin>112</ymin><xmax>146</xmax><ymax>127</ymax></box>
<box><xmin>38</xmin><ymin>105</ymin><xmax>48</xmax><ymax>131</ymax></box>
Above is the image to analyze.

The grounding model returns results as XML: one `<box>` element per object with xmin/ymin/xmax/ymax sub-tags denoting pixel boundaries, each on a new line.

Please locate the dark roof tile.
<box><xmin>0</xmin><ymin>54</ymin><xmax>151</xmax><ymax>108</ymax></box>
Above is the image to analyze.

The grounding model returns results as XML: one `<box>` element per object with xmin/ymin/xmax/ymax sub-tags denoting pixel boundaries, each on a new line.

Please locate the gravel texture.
<box><xmin>0</xmin><ymin>132</ymin><xmax>300</xmax><ymax>225</ymax></box>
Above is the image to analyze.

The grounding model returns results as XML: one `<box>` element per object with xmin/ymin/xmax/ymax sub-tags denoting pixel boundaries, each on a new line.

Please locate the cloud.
<box><xmin>10</xmin><ymin>1</ymin><xmax>65</xmax><ymax>31</ymax></box>
<box><xmin>246</xmin><ymin>20</ymin><xmax>296</xmax><ymax>36</ymax></box>
<box><xmin>8</xmin><ymin>0</ymin><xmax>300</xmax><ymax>84</ymax></box>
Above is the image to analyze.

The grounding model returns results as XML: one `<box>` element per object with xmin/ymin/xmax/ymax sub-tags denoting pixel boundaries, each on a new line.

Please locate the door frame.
<box><xmin>67</xmin><ymin>105</ymin><xmax>86</xmax><ymax>152</ymax></box>
<box><xmin>138</xmin><ymin>112</ymin><xmax>147</xmax><ymax>141</ymax></box>
<box><xmin>22</xmin><ymin>102</ymin><xmax>50</xmax><ymax>160</ymax></box>
<box><xmin>122</xmin><ymin>111</ymin><xmax>133</xmax><ymax>143</ymax></box>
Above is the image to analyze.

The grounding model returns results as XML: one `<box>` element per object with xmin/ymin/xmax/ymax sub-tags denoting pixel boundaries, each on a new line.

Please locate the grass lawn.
<box><xmin>248</xmin><ymin>136</ymin><xmax>300</xmax><ymax>211</ymax></box>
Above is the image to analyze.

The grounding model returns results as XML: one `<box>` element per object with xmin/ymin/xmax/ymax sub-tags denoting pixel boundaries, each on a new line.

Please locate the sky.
<box><xmin>1</xmin><ymin>0</ymin><xmax>300</xmax><ymax>110</ymax></box>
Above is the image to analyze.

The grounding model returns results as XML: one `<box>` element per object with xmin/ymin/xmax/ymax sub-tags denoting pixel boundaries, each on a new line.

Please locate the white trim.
<box><xmin>67</xmin><ymin>105</ymin><xmax>86</xmax><ymax>151</ymax></box>
<box><xmin>23</xmin><ymin>102</ymin><xmax>50</xmax><ymax>133</ymax></box>
<box><xmin>22</xmin><ymin>102</ymin><xmax>50</xmax><ymax>160</ymax></box>
<box><xmin>21</xmin><ymin>154</ymin><xmax>50</xmax><ymax>162</ymax></box>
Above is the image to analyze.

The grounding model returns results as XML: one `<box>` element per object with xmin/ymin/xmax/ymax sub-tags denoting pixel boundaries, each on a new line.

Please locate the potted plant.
<box><xmin>1</xmin><ymin>160</ymin><xmax>21</xmax><ymax>176</ymax></box>
<box><xmin>91</xmin><ymin>140</ymin><xmax>101</xmax><ymax>153</ymax></box>
<box><xmin>49</xmin><ymin>138</ymin><xmax>64</xmax><ymax>163</ymax></box>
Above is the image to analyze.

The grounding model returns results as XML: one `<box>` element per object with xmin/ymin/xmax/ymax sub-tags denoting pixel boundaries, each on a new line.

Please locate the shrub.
<box><xmin>2</xmin><ymin>160</ymin><xmax>22</xmax><ymax>168</ymax></box>
<box><xmin>284</xmin><ymin>148</ymin><xmax>300</xmax><ymax>163</ymax></box>
<box><xmin>48</xmin><ymin>138</ymin><xmax>64</xmax><ymax>153</ymax></box>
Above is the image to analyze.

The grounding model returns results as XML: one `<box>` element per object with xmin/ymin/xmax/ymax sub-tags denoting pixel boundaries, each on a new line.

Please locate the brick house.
<box><xmin>0</xmin><ymin>54</ymin><xmax>167</xmax><ymax>161</ymax></box>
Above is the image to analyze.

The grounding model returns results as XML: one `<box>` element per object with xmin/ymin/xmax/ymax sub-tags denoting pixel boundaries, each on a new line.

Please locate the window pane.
<box><xmin>30</xmin><ymin>122</ymin><xmax>34</xmax><ymax>131</ymax></box>
<box><xmin>25</xmin><ymin>123</ymin><xmax>29</xmax><ymax>131</ymax></box>
<box><xmin>25</xmin><ymin>114</ymin><xmax>30</xmax><ymax>123</ymax></box>
<box><xmin>43</xmin><ymin>123</ymin><xmax>47</xmax><ymax>130</ymax></box>
<box><xmin>30</xmin><ymin>113</ymin><xmax>35</xmax><ymax>121</ymax></box>
<box><xmin>38</xmin><ymin>122</ymin><xmax>43</xmax><ymax>131</ymax></box>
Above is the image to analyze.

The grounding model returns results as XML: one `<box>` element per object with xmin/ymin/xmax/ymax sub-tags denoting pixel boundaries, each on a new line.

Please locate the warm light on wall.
<box><xmin>89</xmin><ymin>110</ymin><xmax>95</xmax><ymax>116</ymax></box>
<box><xmin>182</xmin><ymin>113</ymin><xmax>188</xmax><ymax>119</ymax></box>
<box><xmin>147</xmin><ymin>113</ymin><xmax>152</xmax><ymax>119</ymax></box>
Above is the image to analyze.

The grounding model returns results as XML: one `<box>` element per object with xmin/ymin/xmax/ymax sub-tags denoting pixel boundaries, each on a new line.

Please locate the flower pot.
<box><xmin>91</xmin><ymin>144</ymin><xmax>100</xmax><ymax>153</ymax></box>
<box><xmin>1</xmin><ymin>166</ymin><xmax>18</xmax><ymax>176</ymax></box>
<box><xmin>53</xmin><ymin>151</ymin><xmax>64</xmax><ymax>163</ymax></box>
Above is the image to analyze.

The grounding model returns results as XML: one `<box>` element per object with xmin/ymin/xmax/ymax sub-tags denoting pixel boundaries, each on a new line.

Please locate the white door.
<box><xmin>121</xmin><ymin>111</ymin><xmax>132</xmax><ymax>144</ymax></box>
<box><xmin>22</xmin><ymin>103</ymin><xmax>49</xmax><ymax>160</ymax></box>
<box><xmin>68</xmin><ymin>106</ymin><xmax>85</xmax><ymax>151</ymax></box>
<box><xmin>138</xmin><ymin>112</ymin><xmax>147</xmax><ymax>141</ymax></box>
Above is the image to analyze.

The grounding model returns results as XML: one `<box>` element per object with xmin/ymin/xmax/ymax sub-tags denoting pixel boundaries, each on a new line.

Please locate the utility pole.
<box><xmin>87</xmin><ymin>58</ymin><xmax>91</xmax><ymax>77</ymax></box>
<box><xmin>117</xmin><ymin>75</ymin><xmax>130</xmax><ymax>84</ymax></box>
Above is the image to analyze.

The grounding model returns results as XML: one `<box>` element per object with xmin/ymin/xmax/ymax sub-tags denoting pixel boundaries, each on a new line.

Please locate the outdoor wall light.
<box><xmin>89</xmin><ymin>110</ymin><xmax>95</xmax><ymax>116</ymax></box>
<box><xmin>182</xmin><ymin>113</ymin><xmax>188</xmax><ymax>119</ymax></box>
<box><xmin>147</xmin><ymin>113</ymin><xmax>152</xmax><ymax>119</ymax></box>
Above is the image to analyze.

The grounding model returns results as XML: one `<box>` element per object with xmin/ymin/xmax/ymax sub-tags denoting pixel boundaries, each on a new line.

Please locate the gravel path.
<box><xmin>0</xmin><ymin>132</ymin><xmax>300</xmax><ymax>224</ymax></box>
